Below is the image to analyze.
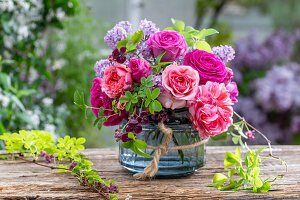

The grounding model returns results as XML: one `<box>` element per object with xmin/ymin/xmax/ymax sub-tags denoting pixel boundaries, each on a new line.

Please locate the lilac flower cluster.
<box><xmin>137</xmin><ymin>42</ymin><xmax>152</xmax><ymax>60</ymax></box>
<box><xmin>136</xmin><ymin>19</ymin><xmax>159</xmax><ymax>60</ymax></box>
<box><xmin>94</xmin><ymin>59</ymin><xmax>116</xmax><ymax>77</ymax></box>
<box><xmin>104</xmin><ymin>21</ymin><xmax>132</xmax><ymax>50</ymax></box>
<box><xmin>151</xmin><ymin>74</ymin><xmax>164</xmax><ymax>92</ymax></box>
<box><xmin>232</xmin><ymin>30</ymin><xmax>300</xmax><ymax>70</ymax></box>
<box><xmin>212</xmin><ymin>45</ymin><xmax>235</xmax><ymax>63</ymax></box>
<box><xmin>139</xmin><ymin>19</ymin><xmax>159</xmax><ymax>37</ymax></box>
<box><xmin>116</xmin><ymin>21</ymin><xmax>132</xmax><ymax>34</ymax></box>
<box><xmin>252</xmin><ymin>62</ymin><xmax>300</xmax><ymax>112</ymax></box>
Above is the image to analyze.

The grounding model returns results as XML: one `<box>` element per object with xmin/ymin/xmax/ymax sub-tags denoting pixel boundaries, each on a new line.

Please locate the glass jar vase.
<box><xmin>119</xmin><ymin>108</ymin><xmax>206</xmax><ymax>177</ymax></box>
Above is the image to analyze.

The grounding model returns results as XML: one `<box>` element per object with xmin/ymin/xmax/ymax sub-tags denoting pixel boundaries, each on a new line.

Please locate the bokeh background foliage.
<box><xmin>0</xmin><ymin>0</ymin><xmax>300</xmax><ymax>148</ymax></box>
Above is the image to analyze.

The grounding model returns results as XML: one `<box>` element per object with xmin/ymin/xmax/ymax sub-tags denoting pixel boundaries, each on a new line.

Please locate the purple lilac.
<box><xmin>212</xmin><ymin>45</ymin><xmax>235</xmax><ymax>63</ymax></box>
<box><xmin>104</xmin><ymin>26</ymin><xmax>127</xmax><ymax>50</ymax></box>
<box><xmin>151</xmin><ymin>74</ymin><xmax>164</xmax><ymax>92</ymax></box>
<box><xmin>139</xmin><ymin>19</ymin><xmax>159</xmax><ymax>37</ymax></box>
<box><xmin>116</xmin><ymin>21</ymin><xmax>132</xmax><ymax>34</ymax></box>
<box><xmin>252</xmin><ymin>62</ymin><xmax>300</xmax><ymax>112</ymax></box>
<box><xmin>94</xmin><ymin>59</ymin><xmax>114</xmax><ymax>77</ymax></box>
<box><xmin>291</xmin><ymin>116</ymin><xmax>300</xmax><ymax>133</ymax></box>
<box><xmin>232</xmin><ymin>30</ymin><xmax>300</xmax><ymax>70</ymax></box>
<box><xmin>137</xmin><ymin>42</ymin><xmax>152</xmax><ymax>60</ymax></box>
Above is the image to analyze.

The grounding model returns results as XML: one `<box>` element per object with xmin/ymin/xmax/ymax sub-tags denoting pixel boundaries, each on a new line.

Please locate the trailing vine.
<box><xmin>0</xmin><ymin>130</ymin><xmax>119</xmax><ymax>200</ymax></box>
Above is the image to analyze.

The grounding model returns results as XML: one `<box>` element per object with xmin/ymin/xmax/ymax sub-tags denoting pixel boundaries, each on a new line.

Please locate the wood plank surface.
<box><xmin>0</xmin><ymin>146</ymin><xmax>299</xmax><ymax>199</ymax></box>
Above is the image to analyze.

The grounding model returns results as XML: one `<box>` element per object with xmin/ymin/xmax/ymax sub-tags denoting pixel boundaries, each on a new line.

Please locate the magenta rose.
<box><xmin>184</xmin><ymin>49</ymin><xmax>227</xmax><ymax>85</ymax></box>
<box><xmin>187</xmin><ymin>81</ymin><xmax>233</xmax><ymax>139</ymax></box>
<box><xmin>226</xmin><ymin>81</ymin><xmax>239</xmax><ymax>103</ymax></box>
<box><xmin>128</xmin><ymin>58</ymin><xmax>152</xmax><ymax>83</ymax></box>
<box><xmin>147</xmin><ymin>30</ymin><xmax>187</xmax><ymax>62</ymax></box>
<box><xmin>223</xmin><ymin>67</ymin><xmax>233</xmax><ymax>85</ymax></box>
<box><xmin>90</xmin><ymin>78</ymin><xmax>125</xmax><ymax>126</ymax></box>
<box><xmin>101</xmin><ymin>65</ymin><xmax>132</xmax><ymax>98</ymax></box>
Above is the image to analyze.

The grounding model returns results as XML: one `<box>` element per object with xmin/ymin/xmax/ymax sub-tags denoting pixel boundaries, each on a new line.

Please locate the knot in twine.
<box><xmin>133</xmin><ymin>121</ymin><xmax>209</xmax><ymax>180</ymax></box>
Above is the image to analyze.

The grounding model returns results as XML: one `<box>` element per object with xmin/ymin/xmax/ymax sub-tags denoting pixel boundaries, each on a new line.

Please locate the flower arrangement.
<box><xmin>87</xmin><ymin>19</ymin><xmax>238</xmax><ymax>153</ymax></box>
<box><xmin>74</xmin><ymin>19</ymin><xmax>286</xmax><ymax>193</ymax></box>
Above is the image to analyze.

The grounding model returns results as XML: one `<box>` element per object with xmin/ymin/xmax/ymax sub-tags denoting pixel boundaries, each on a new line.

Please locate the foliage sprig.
<box><xmin>0</xmin><ymin>130</ymin><xmax>119</xmax><ymax>200</ymax></box>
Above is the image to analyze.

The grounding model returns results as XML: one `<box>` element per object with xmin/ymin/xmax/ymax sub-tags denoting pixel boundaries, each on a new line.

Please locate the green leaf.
<box><xmin>196</xmin><ymin>28</ymin><xmax>219</xmax><ymax>39</ymax></box>
<box><xmin>131</xmin><ymin>145</ymin><xmax>152</xmax><ymax>158</ymax></box>
<box><xmin>76</xmin><ymin>137</ymin><xmax>86</xmax><ymax>145</ymax></box>
<box><xmin>213</xmin><ymin>173</ymin><xmax>228</xmax><ymax>183</ymax></box>
<box><xmin>195</xmin><ymin>41</ymin><xmax>212</xmax><ymax>53</ymax></box>
<box><xmin>182</xmin><ymin>32</ymin><xmax>194</xmax><ymax>47</ymax></box>
<box><xmin>74</xmin><ymin>90</ymin><xmax>86</xmax><ymax>110</ymax></box>
<box><xmin>224</xmin><ymin>151</ymin><xmax>240</xmax><ymax>169</ymax></box>
<box><xmin>97</xmin><ymin>120</ymin><xmax>103</xmax><ymax>130</ymax></box>
<box><xmin>121</xmin><ymin>140</ymin><xmax>134</xmax><ymax>149</ymax></box>
<box><xmin>208</xmin><ymin>173</ymin><xmax>228</xmax><ymax>189</ymax></box>
<box><xmin>125</xmin><ymin>91</ymin><xmax>132</xmax><ymax>98</ymax></box>
<box><xmin>117</xmin><ymin>39</ymin><xmax>128</xmax><ymax>49</ymax></box>
<box><xmin>126</xmin><ymin>47</ymin><xmax>137</xmax><ymax>53</ymax></box>
<box><xmin>125</xmin><ymin>101</ymin><xmax>132</xmax><ymax>111</ymax></box>
<box><xmin>185</xmin><ymin>26</ymin><xmax>195</xmax><ymax>32</ymax></box>
<box><xmin>164</xmin><ymin>27</ymin><xmax>177</xmax><ymax>31</ymax></box>
<box><xmin>10</xmin><ymin>95</ymin><xmax>25</xmax><ymax>111</ymax></box>
<box><xmin>131</xmin><ymin>30</ymin><xmax>144</xmax><ymax>45</ymax></box>
<box><xmin>151</xmin><ymin>88</ymin><xmax>160</xmax><ymax>99</ymax></box>
<box><xmin>155</xmin><ymin>51</ymin><xmax>166</xmax><ymax>64</ymax></box>
<box><xmin>146</xmin><ymin>88</ymin><xmax>152</xmax><ymax>99</ymax></box>
<box><xmin>254</xmin><ymin>177</ymin><xmax>263</xmax><ymax>188</ymax></box>
<box><xmin>135</xmin><ymin>139</ymin><xmax>147</xmax><ymax>150</ymax></box>
<box><xmin>260</xmin><ymin>182</ymin><xmax>271</xmax><ymax>192</ymax></box>
<box><xmin>228</xmin><ymin>169</ymin><xmax>235</xmax><ymax>179</ymax></box>
<box><xmin>119</xmin><ymin>97</ymin><xmax>129</xmax><ymax>103</ymax></box>
<box><xmin>232</xmin><ymin>136</ymin><xmax>239</xmax><ymax>144</ymax></box>
<box><xmin>145</xmin><ymin>99</ymin><xmax>151</xmax><ymax>107</ymax></box>
<box><xmin>171</xmin><ymin>18</ymin><xmax>185</xmax><ymax>32</ymax></box>
<box><xmin>235</xmin><ymin>147</ymin><xmax>241</xmax><ymax>160</ymax></box>
<box><xmin>0</xmin><ymin>72</ymin><xmax>11</xmax><ymax>90</ymax></box>
<box><xmin>152</xmin><ymin>100</ymin><xmax>162</xmax><ymax>112</ymax></box>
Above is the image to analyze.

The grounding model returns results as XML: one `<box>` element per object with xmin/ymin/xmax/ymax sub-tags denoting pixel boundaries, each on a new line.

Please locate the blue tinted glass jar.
<box><xmin>119</xmin><ymin>108</ymin><xmax>206</xmax><ymax>177</ymax></box>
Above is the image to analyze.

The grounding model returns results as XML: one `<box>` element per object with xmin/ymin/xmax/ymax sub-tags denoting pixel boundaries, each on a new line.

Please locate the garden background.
<box><xmin>1</xmin><ymin>0</ymin><xmax>300</xmax><ymax>148</ymax></box>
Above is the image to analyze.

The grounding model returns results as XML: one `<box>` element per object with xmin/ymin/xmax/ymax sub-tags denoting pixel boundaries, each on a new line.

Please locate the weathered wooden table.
<box><xmin>0</xmin><ymin>146</ymin><xmax>299</xmax><ymax>199</ymax></box>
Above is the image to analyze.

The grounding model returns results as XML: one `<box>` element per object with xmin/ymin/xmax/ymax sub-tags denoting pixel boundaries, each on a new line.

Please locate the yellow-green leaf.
<box><xmin>195</xmin><ymin>41</ymin><xmax>211</xmax><ymax>53</ymax></box>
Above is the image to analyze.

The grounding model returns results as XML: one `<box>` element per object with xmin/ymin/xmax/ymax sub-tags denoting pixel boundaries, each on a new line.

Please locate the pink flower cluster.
<box><xmin>90</xmin><ymin>19</ymin><xmax>239</xmax><ymax>140</ymax></box>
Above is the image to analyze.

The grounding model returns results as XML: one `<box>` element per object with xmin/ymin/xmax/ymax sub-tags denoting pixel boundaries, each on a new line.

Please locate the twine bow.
<box><xmin>133</xmin><ymin>121</ymin><xmax>209</xmax><ymax>180</ymax></box>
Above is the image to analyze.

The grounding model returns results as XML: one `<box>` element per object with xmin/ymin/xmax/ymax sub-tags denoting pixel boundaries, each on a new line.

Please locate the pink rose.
<box><xmin>147</xmin><ymin>30</ymin><xmax>187</xmax><ymax>62</ymax></box>
<box><xmin>226</xmin><ymin>81</ymin><xmax>239</xmax><ymax>103</ymax></box>
<box><xmin>184</xmin><ymin>49</ymin><xmax>227</xmax><ymax>85</ymax></box>
<box><xmin>162</xmin><ymin>65</ymin><xmax>199</xmax><ymax>100</ymax></box>
<box><xmin>128</xmin><ymin>58</ymin><xmax>152</xmax><ymax>83</ymax></box>
<box><xmin>102</xmin><ymin>65</ymin><xmax>132</xmax><ymax>98</ymax></box>
<box><xmin>157</xmin><ymin>91</ymin><xmax>186</xmax><ymax>110</ymax></box>
<box><xmin>187</xmin><ymin>81</ymin><xmax>233</xmax><ymax>139</ymax></box>
<box><xmin>90</xmin><ymin>78</ymin><xmax>125</xmax><ymax>126</ymax></box>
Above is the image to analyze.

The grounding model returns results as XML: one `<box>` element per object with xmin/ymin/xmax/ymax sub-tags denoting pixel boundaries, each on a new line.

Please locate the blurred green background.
<box><xmin>0</xmin><ymin>0</ymin><xmax>300</xmax><ymax>148</ymax></box>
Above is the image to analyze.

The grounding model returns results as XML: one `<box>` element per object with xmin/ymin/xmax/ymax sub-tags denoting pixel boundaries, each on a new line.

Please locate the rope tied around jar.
<box><xmin>133</xmin><ymin>121</ymin><xmax>209</xmax><ymax>180</ymax></box>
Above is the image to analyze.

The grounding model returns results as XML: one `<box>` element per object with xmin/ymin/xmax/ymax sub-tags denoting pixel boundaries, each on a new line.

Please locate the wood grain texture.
<box><xmin>0</xmin><ymin>146</ymin><xmax>299</xmax><ymax>200</ymax></box>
